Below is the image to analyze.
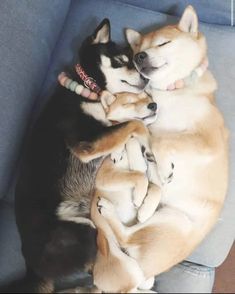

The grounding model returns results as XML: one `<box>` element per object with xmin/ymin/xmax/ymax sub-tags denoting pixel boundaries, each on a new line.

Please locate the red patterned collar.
<box><xmin>75</xmin><ymin>64</ymin><xmax>102</xmax><ymax>94</ymax></box>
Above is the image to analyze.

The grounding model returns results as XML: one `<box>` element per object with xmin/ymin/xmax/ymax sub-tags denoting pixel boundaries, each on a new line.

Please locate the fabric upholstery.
<box><xmin>116</xmin><ymin>0</ymin><xmax>233</xmax><ymax>25</ymax></box>
<box><xmin>154</xmin><ymin>261</ymin><xmax>215</xmax><ymax>293</ymax></box>
<box><xmin>0</xmin><ymin>0</ymin><xmax>71</xmax><ymax>199</ymax></box>
<box><xmin>35</xmin><ymin>0</ymin><xmax>235</xmax><ymax>267</ymax></box>
<box><xmin>0</xmin><ymin>202</ymin><xmax>25</xmax><ymax>285</ymax></box>
<box><xmin>0</xmin><ymin>0</ymin><xmax>234</xmax><ymax>289</ymax></box>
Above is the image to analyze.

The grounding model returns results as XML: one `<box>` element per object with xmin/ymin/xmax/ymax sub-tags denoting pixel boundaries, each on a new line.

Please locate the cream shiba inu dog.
<box><xmin>94</xmin><ymin>6</ymin><xmax>229</xmax><ymax>293</ymax></box>
<box><xmin>91</xmin><ymin>92</ymin><xmax>159</xmax><ymax>294</ymax></box>
<box><xmin>58</xmin><ymin>90</ymin><xmax>159</xmax><ymax>294</ymax></box>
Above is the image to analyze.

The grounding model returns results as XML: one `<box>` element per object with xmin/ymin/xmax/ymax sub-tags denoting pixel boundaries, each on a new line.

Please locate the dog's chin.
<box><xmin>135</xmin><ymin>62</ymin><xmax>167</xmax><ymax>80</ymax></box>
<box><xmin>136</xmin><ymin>113</ymin><xmax>157</xmax><ymax>125</ymax></box>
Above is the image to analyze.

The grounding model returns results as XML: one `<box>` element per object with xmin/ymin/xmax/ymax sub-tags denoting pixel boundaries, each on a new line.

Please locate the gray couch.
<box><xmin>0</xmin><ymin>0</ymin><xmax>234</xmax><ymax>292</ymax></box>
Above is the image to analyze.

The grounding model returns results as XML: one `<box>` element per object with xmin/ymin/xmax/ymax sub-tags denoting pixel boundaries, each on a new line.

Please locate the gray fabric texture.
<box><xmin>0</xmin><ymin>0</ymin><xmax>71</xmax><ymax>198</ymax></box>
<box><xmin>116</xmin><ymin>0</ymin><xmax>233</xmax><ymax>25</ymax></box>
<box><xmin>154</xmin><ymin>261</ymin><xmax>215</xmax><ymax>293</ymax></box>
<box><xmin>0</xmin><ymin>0</ymin><xmax>234</xmax><ymax>291</ymax></box>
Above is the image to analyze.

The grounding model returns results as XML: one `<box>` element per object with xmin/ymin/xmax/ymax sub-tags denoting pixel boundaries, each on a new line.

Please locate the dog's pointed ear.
<box><xmin>125</xmin><ymin>28</ymin><xmax>142</xmax><ymax>51</ymax></box>
<box><xmin>101</xmin><ymin>91</ymin><xmax>116</xmax><ymax>110</ymax></box>
<box><xmin>178</xmin><ymin>5</ymin><xmax>198</xmax><ymax>36</ymax></box>
<box><xmin>92</xmin><ymin>18</ymin><xmax>111</xmax><ymax>44</ymax></box>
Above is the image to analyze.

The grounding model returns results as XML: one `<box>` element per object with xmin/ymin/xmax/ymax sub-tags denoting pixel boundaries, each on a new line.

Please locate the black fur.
<box><xmin>1</xmin><ymin>19</ymin><xmax>137</xmax><ymax>293</ymax></box>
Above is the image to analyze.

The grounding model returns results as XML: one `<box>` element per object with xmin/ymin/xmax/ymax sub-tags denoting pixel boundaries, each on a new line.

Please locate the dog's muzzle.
<box><xmin>134</xmin><ymin>52</ymin><xmax>148</xmax><ymax>66</ymax></box>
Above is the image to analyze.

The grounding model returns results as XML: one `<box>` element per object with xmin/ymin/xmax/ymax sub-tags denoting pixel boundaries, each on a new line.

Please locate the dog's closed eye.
<box><xmin>114</xmin><ymin>55</ymin><xmax>129</xmax><ymax>66</ymax></box>
<box><xmin>158</xmin><ymin>40</ymin><xmax>171</xmax><ymax>47</ymax></box>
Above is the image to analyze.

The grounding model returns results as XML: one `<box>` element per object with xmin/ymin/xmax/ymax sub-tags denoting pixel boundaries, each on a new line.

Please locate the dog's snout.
<box><xmin>148</xmin><ymin>102</ymin><xmax>157</xmax><ymax>112</ymax></box>
<box><xmin>134</xmin><ymin>52</ymin><xmax>147</xmax><ymax>65</ymax></box>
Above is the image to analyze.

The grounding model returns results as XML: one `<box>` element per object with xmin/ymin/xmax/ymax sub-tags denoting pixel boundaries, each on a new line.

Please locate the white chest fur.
<box><xmin>107</xmin><ymin>139</ymin><xmax>147</xmax><ymax>226</ymax></box>
<box><xmin>149</xmin><ymin>88</ymin><xmax>210</xmax><ymax>134</ymax></box>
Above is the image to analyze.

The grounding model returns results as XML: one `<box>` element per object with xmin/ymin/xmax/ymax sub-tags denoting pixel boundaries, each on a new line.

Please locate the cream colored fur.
<box><xmin>93</xmin><ymin>6</ymin><xmax>229</xmax><ymax>293</ymax></box>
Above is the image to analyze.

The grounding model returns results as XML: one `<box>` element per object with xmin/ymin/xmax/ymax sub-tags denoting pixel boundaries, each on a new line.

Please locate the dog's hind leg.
<box><xmin>137</xmin><ymin>183</ymin><xmax>161</xmax><ymax>223</ymax></box>
<box><xmin>96</xmin><ymin>197</ymin><xmax>140</xmax><ymax>245</ymax></box>
<box><xmin>96</xmin><ymin>158</ymin><xmax>148</xmax><ymax>208</ymax></box>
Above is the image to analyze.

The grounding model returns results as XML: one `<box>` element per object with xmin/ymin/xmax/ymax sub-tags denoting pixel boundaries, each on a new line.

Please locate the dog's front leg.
<box><xmin>126</xmin><ymin>137</ymin><xmax>147</xmax><ymax>173</ymax></box>
<box><xmin>71</xmin><ymin>120</ymin><xmax>155</xmax><ymax>163</ymax></box>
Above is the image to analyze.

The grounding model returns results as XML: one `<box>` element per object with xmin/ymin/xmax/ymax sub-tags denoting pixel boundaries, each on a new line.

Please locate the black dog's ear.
<box><xmin>92</xmin><ymin>18</ymin><xmax>111</xmax><ymax>44</ymax></box>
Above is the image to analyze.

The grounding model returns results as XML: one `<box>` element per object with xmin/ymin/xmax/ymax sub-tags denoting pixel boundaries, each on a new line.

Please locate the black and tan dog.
<box><xmin>1</xmin><ymin>19</ymin><xmax>154</xmax><ymax>293</ymax></box>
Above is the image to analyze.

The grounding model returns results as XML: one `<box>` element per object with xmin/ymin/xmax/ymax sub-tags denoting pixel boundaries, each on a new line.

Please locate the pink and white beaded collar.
<box><xmin>163</xmin><ymin>57</ymin><xmax>209</xmax><ymax>91</ymax></box>
<box><xmin>58</xmin><ymin>64</ymin><xmax>102</xmax><ymax>100</ymax></box>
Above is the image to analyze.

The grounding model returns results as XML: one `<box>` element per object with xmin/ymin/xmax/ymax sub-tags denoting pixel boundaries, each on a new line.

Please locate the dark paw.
<box><xmin>141</xmin><ymin>146</ymin><xmax>156</xmax><ymax>163</ymax></box>
<box><xmin>97</xmin><ymin>197</ymin><xmax>102</xmax><ymax>214</ymax></box>
<box><xmin>141</xmin><ymin>146</ymin><xmax>146</xmax><ymax>154</ymax></box>
<box><xmin>167</xmin><ymin>172</ymin><xmax>174</xmax><ymax>183</ymax></box>
<box><xmin>146</xmin><ymin>152</ymin><xmax>156</xmax><ymax>163</ymax></box>
<box><xmin>167</xmin><ymin>162</ymin><xmax>175</xmax><ymax>183</ymax></box>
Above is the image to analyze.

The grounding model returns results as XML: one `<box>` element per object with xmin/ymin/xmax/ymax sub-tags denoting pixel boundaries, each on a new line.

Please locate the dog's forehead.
<box><xmin>141</xmin><ymin>25</ymin><xmax>180</xmax><ymax>48</ymax></box>
<box><xmin>115</xmin><ymin>92</ymin><xmax>149</xmax><ymax>103</ymax></box>
<box><xmin>115</xmin><ymin>92</ymin><xmax>138</xmax><ymax>102</ymax></box>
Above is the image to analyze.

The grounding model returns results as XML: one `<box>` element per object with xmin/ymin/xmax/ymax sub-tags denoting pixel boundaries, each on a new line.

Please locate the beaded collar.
<box><xmin>58</xmin><ymin>64</ymin><xmax>102</xmax><ymax>100</ymax></box>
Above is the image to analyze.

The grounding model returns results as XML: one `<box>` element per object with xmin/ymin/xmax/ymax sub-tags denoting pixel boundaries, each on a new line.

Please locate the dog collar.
<box><xmin>58</xmin><ymin>72</ymin><xmax>100</xmax><ymax>100</ymax></box>
<box><xmin>75</xmin><ymin>64</ymin><xmax>102</xmax><ymax>94</ymax></box>
<box><xmin>165</xmin><ymin>57</ymin><xmax>208</xmax><ymax>91</ymax></box>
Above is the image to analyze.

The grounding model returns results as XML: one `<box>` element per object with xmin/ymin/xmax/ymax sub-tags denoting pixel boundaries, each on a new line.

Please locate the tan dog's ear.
<box><xmin>125</xmin><ymin>29</ymin><xmax>142</xmax><ymax>51</ymax></box>
<box><xmin>97</xmin><ymin>230</ymin><xmax>109</xmax><ymax>257</ymax></box>
<box><xmin>101</xmin><ymin>91</ymin><xmax>116</xmax><ymax>111</ymax></box>
<box><xmin>178</xmin><ymin>5</ymin><xmax>198</xmax><ymax>37</ymax></box>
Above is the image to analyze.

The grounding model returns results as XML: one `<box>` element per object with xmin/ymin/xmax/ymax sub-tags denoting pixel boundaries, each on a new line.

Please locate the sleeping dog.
<box><xmin>61</xmin><ymin>91</ymin><xmax>158</xmax><ymax>294</ymax></box>
<box><xmin>93</xmin><ymin>6</ymin><xmax>229</xmax><ymax>293</ymax></box>
<box><xmin>3</xmin><ymin>19</ymin><xmax>153</xmax><ymax>293</ymax></box>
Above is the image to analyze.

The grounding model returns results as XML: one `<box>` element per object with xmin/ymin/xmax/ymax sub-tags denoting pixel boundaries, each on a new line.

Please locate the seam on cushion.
<box><xmin>178</xmin><ymin>261</ymin><xmax>214</xmax><ymax>277</ymax></box>
<box><xmin>3</xmin><ymin>0</ymin><xmax>72</xmax><ymax>203</ymax></box>
<box><xmin>112</xmin><ymin>0</ymin><xmax>234</xmax><ymax>29</ymax></box>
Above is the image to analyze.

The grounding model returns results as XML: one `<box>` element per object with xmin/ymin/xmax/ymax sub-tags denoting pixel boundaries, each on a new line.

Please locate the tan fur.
<box><xmin>90</xmin><ymin>93</ymin><xmax>159</xmax><ymax>293</ymax></box>
<box><xmin>92</xmin><ymin>6</ymin><xmax>229</xmax><ymax>293</ymax></box>
<box><xmin>58</xmin><ymin>91</ymin><xmax>158</xmax><ymax>293</ymax></box>
<box><xmin>72</xmin><ymin>119</ymin><xmax>150</xmax><ymax>163</ymax></box>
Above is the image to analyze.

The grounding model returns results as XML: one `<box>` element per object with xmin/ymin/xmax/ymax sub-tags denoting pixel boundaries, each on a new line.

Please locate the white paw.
<box><xmin>137</xmin><ymin>207</ymin><xmax>151</xmax><ymax>223</ymax></box>
<box><xmin>97</xmin><ymin>197</ymin><xmax>115</xmax><ymax>218</ymax></box>
<box><xmin>158</xmin><ymin>162</ymin><xmax>175</xmax><ymax>185</ymax></box>
<box><xmin>133</xmin><ymin>175</ymin><xmax>148</xmax><ymax>208</ymax></box>
<box><xmin>111</xmin><ymin>146</ymin><xmax>125</xmax><ymax>164</ymax></box>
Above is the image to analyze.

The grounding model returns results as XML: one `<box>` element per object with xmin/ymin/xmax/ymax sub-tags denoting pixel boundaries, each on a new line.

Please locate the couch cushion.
<box><xmin>0</xmin><ymin>0</ymin><xmax>71</xmax><ymax>199</ymax></box>
<box><xmin>116</xmin><ymin>0</ymin><xmax>233</xmax><ymax>26</ymax></box>
<box><xmin>0</xmin><ymin>202</ymin><xmax>25</xmax><ymax>285</ymax></box>
<box><xmin>3</xmin><ymin>0</ymin><xmax>234</xmax><ymax>271</ymax></box>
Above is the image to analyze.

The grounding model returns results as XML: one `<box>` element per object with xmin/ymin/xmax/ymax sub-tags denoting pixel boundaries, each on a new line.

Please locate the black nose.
<box><xmin>134</xmin><ymin>52</ymin><xmax>147</xmax><ymax>65</ymax></box>
<box><xmin>147</xmin><ymin>102</ymin><xmax>157</xmax><ymax>111</ymax></box>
